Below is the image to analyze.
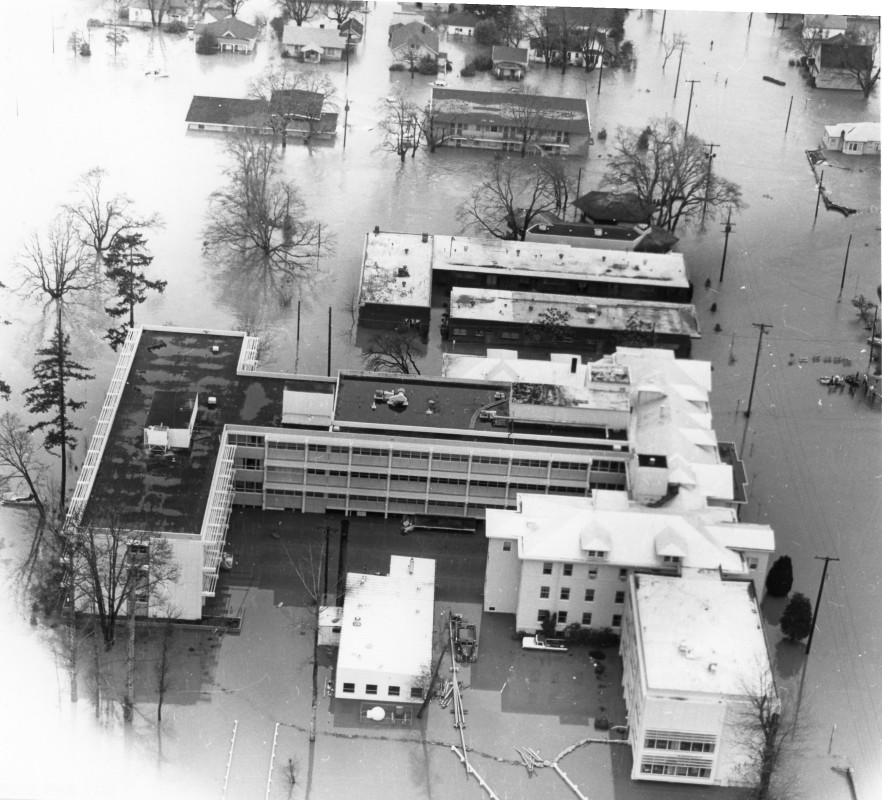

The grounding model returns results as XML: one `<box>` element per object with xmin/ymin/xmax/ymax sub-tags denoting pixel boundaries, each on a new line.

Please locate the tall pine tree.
<box><xmin>24</xmin><ymin>326</ymin><xmax>93</xmax><ymax>511</ymax></box>
<box><xmin>103</xmin><ymin>234</ymin><xmax>166</xmax><ymax>351</ymax></box>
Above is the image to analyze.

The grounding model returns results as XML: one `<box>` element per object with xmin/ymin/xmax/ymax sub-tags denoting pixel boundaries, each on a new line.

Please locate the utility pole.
<box><xmin>718</xmin><ymin>209</ymin><xmax>734</xmax><ymax>282</ymax></box>
<box><xmin>745</xmin><ymin>322</ymin><xmax>773</xmax><ymax>417</ymax></box>
<box><xmin>683</xmin><ymin>79</ymin><xmax>700</xmax><ymax>143</ymax></box>
<box><xmin>748</xmin><ymin>12</ymin><xmax>753</xmax><ymax>30</ymax></box>
<box><xmin>327</xmin><ymin>306</ymin><xmax>332</xmax><ymax>377</ymax></box>
<box><xmin>785</xmin><ymin>94</ymin><xmax>794</xmax><ymax>133</ymax></box>
<box><xmin>869</xmin><ymin>306</ymin><xmax>879</xmax><ymax>372</ymax></box>
<box><xmin>837</xmin><ymin>234</ymin><xmax>852</xmax><ymax>302</ymax></box>
<box><xmin>295</xmin><ymin>299</ymin><xmax>301</xmax><ymax>373</ymax></box>
<box><xmin>806</xmin><ymin>555</ymin><xmax>840</xmax><ymax>655</ymax></box>
<box><xmin>660</xmin><ymin>9</ymin><xmax>666</xmax><ymax>37</ymax></box>
<box><xmin>345</xmin><ymin>32</ymin><xmax>351</xmax><ymax>76</ymax></box>
<box><xmin>813</xmin><ymin>169</ymin><xmax>825</xmax><ymax>226</ymax></box>
<box><xmin>343</xmin><ymin>98</ymin><xmax>350</xmax><ymax>149</ymax></box>
<box><xmin>673</xmin><ymin>41</ymin><xmax>684</xmax><ymax>98</ymax></box>
<box><xmin>573</xmin><ymin>167</ymin><xmax>583</xmax><ymax>220</ymax></box>
<box><xmin>702</xmin><ymin>142</ymin><xmax>719</xmax><ymax>222</ymax></box>
<box><xmin>596</xmin><ymin>52</ymin><xmax>604</xmax><ymax>95</ymax></box>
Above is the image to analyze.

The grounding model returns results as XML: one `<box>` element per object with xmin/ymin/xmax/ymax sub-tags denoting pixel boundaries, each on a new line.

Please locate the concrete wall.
<box><xmin>483</xmin><ymin>538</ymin><xmax>520</xmax><ymax>613</ymax></box>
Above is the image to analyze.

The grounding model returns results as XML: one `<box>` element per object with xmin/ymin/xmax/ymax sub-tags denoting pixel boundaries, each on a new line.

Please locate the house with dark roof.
<box><xmin>282</xmin><ymin>23</ymin><xmax>346</xmax><ymax>61</ymax></box>
<box><xmin>194</xmin><ymin>17</ymin><xmax>259</xmax><ymax>54</ymax></box>
<box><xmin>444</xmin><ymin>10</ymin><xmax>479</xmax><ymax>37</ymax></box>
<box><xmin>339</xmin><ymin>16</ymin><xmax>364</xmax><ymax>44</ymax></box>
<box><xmin>430</xmin><ymin>88</ymin><xmax>591</xmax><ymax>155</ymax></box>
<box><xmin>574</xmin><ymin>192</ymin><xmax>655</xmax><ymax>225</ymax></box>
<box><xmin>491</xmin><ymin>46</ymin><xmax>529</xmax><ymax>80</ymax></box>
<box><xmin>809</xmin><ymin>18</ymin><xmax>879</xmax><ymax>91</ymax></box>
<box><xmin>389</xmin><ymin>21</ymin><xmax>440</xmax><ymax>65</ymax></box>
<box><xmin>185</xmin><ymin>94</ymin><xmax>337</xmax><ymax>140</ymax></box>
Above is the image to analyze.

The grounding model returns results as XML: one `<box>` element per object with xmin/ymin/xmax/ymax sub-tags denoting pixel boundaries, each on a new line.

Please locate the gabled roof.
<box><xmin>446</xmin><ymin>11</ymin><xmax>480</xmax><ymax>27</ymax></box>
<box><xmin>491</xmin><ymin>45</ymin><xmax>529</xmax><ymax>65</ymax></box>
<box><xmin>185</xmin><ymin>96</ymin><xmax>269</xmax><ymax>126</ymax></box>
<box><xmin>574</xmin><ymin>191</ymin><xmax>655</xmax><ymax>224</ymax></box>
<box><xmin>130</xmin><ymin>0</ymin><xmax>188</xmax><ymax>10</ymax></box>
<box><xmin>339</xmin><ymin>17</ymin><xmax>364</xmax><ymax>35</ymax></box>
<box><xmin>824</xmin><ymin>121</ymin><xmax>880</xmax><ymax>142</ymax></box>
<box><xmin>431</xmin><ymin>88</ymin><xmax>590</xmax><ymax>134</ymax></box>
<box><xmin>282</xmin><ymin>23</ymin><xmax>347</xmax><ymax>48</ymax></box>
<box><xmin>803</xmin><ymin>14</ymin><xmax>848</xmax><ymax>30</ymax></box>
<box><xmin>389</xmin><ymin>21</ymin><xmax>440</xmax><ymax>54</ymax></box>
<box><xmin>195</xmin><ymin>17</ymin><xmax>259</xmax><ymax>40</ymax></box>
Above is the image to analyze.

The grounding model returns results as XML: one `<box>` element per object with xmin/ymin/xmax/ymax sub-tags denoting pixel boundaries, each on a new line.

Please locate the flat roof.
<box><xmin>360</xmin><ymin>231</ymin><xmax>433</xmax><ymax>309</ymax></box>
<box><xmin>83</xmin><ymin>328</ymin><xmax>333</xmax><ymax>533</ymax></box>
<box><xmin>337</xmin><ymin>556</ymin><xmax>436</xmax><ymax>676</ymax></box>
<box><xmin>145</xmin><ymin>390</ymin><xmax>197</xmax><ymax>430</ymax></box>
<box><xmin>633</xmin><ymin>574</ymin><xmax>772</xmax><ymax>697</ymax></box>
<box><xmin>334</xmin><ymin>371</ymin><xmax>510</xmax><ymax>431</ymax></box>
<box><xmin>449</xmin><ymin>288</ymin><xmax>700</xmax><ymax>338</ymax></box>
<box><xmin>511</xmin><ymin>381</ymin><xmax>629</xmax><ymax>413</ymax></box>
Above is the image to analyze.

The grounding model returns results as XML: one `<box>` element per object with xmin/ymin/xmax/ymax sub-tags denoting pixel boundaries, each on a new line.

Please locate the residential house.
<box><xmin>445</xmin><ymin>287</ymin><xmax>700</xmax><ymax>357</ymax></box>
<box><xmin>335</xmin><ymin>556</ymin><xmax>436</xmax><ymax>706</ymax></box>
<box><xmin>128</xmin><ymin>0</ymin><xmax>190</xmax><ymax>27</ymax></box>
<box><xmin>822</xmin><ymin>121</ymin><xmax>881</xmax><ymax>154</ymax></box>
<box><xmin>430</xmin><ymin>88</ymin><xmax>591</xmax><ymax>155</ymax></box>
<box><xmin>282</xmin><ymin>23</ymin><xmax>346</xmax><ymax>61</ymax></box>
<box><xmin>339</xmin><ymin>16</ymin><xmax>364</xmax><ymax>44</ymax></box>
<box><xmin>491</xmin><ymin>46</ymin><xmax>529</xmax><ymax>80</ymax></box>
<box><xmin>809</xmin><ymin>24</ymin><xmax>878</xmax><ymax>91</ymax></box>
<box><xmin>621</xmin><ymin>574</ymin><xmax>777</xmax><ymax>786</ymax></box>
<box><xmin>483</xmin><ymin>490</ymin><xmax>773</xmax><ymax>631</ymax></box>
<box><xmin>574</xmin><ymin>192</ymin><xmax>655</xmax><ymax>225</ymax></box>
<box><xmin>185</xmin><ymin>93</ymin><xmax>337</xmax><ymax>139</ymax></box>
<box><xmin>802</xmin><ymin>13</ymin><xmax>848</xmax><ymax>39</ymax></box>
<box><xmin>194</xmin><ymin>17</ymin><xmax>259</xmax><ymax>53</ymax></box>
<box><xmin>444</xmin><ymin>10</ymin><xmax>479</xmax><ymax>37</ymax></box>
<box><xmin>389</xmin><ymin>21</ymin><xmax>440</xmax><ymax>66</ymax></box>
<box><xmin>389</xmin><ymin>11</ymin><xmax>427</xmax><ymax>32</ymax></box>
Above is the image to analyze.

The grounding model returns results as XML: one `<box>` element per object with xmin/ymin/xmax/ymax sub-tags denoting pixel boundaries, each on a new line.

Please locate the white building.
<box><xmin>335</xmin><ymin>556</ymin><xmax>436</xmax><ymax>704</ymax></box>
<box><xmin>822</xmin><ymin>122</ymin><xmax>881</xmax><ymax>155</ymax></box>
<box><xmin>483</xmin><ymin>490</ymin><xmax>774</xmax><ymax>634</ymax></box>
<box><xmin>621</xmin><ymin>573</ymin><xmax>777</xmax><ymax>786</ymax></box>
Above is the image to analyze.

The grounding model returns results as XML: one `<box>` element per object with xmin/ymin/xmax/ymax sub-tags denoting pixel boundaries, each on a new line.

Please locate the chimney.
<box><xmin>570</xmin><ymin>357</ymin><xmax>578</xmax><ymax>374</ymax></box>
<box><xmin>421</xmin><ymin>232</ymin><xmax>429</xmax><ymax>243</ymax></box>
<box><xmin>374</xmin><ymin>225</ymin><xmax>380</xmax><ymax>235</ymax></box>
<box><xmin>408</xmin><ymin>557</ymin><xmax>414</xmax><ymax>574</ymax></box>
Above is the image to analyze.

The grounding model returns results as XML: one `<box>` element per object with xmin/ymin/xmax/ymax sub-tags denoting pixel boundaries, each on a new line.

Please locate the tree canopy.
<box><xmin>602</xmin><ymin>119</ymin><xmax>744</xmax><ymax>232</ymax></box>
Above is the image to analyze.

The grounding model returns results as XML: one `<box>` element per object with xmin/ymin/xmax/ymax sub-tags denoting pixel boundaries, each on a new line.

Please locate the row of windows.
<box><xmin>543</xmin><ymin>563</ymin><xmax>629</xmax><ymax>580</ymax></box>
<box><xmin>645</xmin><ymin>738</ymin><xmax>715</xmax><ymax>753</ymax></box>
<box><xmin>539</xmin><ymin>587</ymin><xmax>625</xmax><ymax>604</ymax></box>
<box><xmin>537</xmin><ymin>610</ymin><xmax>622</xmax><ymax>627</ymax></box>
<box><xmin>229</xmin><ymin>434</ymin><xmax>265</xmax><ymax>447</ymax></box>
<box><xmin>340</xmin><ymin>683</ymin><xmax>423</xmax><ymax>699</ymax></box>
<box><xmin>234</xmin><ymin>481</ymin><xmax>262</xmax><ymax>492</ymax></box>
<box><xmin>592</xmin><ymin>460</ymin><xmax>627</xmax><ymax>473</ymax></box>
<box><xmin>640</xmin><ymin>763</ymin><xmax>711</xmax><ymax>779</ymax></box>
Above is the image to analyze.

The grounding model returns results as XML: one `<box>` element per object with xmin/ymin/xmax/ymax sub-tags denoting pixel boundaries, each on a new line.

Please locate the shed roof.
<box><xmin>282</xmin><ymin>23</ymin><xmax>347</xmax><ymax>48</ymax></box>
<box><xmin>389</xmin><ymin>21</ymin><xmax>440</xmax><ymax>54</ymax></box>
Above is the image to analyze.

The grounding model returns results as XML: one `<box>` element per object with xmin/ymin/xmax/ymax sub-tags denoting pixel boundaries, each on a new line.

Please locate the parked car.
<box><xmin>221</xmin><ymin>543</ymin><xmax>234</xmax><ymax>571</ymax></box>
<box><xmin>522</xmin><ymin>633</ymin><xmax>568</xmax><ymax>652</ymax></box>
<box><xmin>455</xmin><ymin>620</ymin><xmax>478</xmax><ymax>663</ymax></box>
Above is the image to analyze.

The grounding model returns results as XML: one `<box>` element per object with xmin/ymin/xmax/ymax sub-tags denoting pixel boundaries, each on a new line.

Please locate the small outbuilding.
<box><xmin>822</xmin><ymin>122</ymin><xmax>880</xmax><ymax>155</ymax></box>
<box><xmin>144</xmin><ymin>391</ymin><xmax>199</xmax><ymax>453</ymax></box>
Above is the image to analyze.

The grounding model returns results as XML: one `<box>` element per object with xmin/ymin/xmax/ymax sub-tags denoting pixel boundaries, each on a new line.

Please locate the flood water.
<box><xmin>0</xmin><ymin>3</ymin><xmax>880</xmax><ymax>799</ymax></box>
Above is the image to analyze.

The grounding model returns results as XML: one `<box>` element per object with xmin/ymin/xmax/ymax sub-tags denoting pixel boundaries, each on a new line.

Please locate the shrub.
<box><xmin>269</xmin><ymin>16</ymin><xmax>285</xmax><ymax>41</ymax></box>
<box><xmin>594</xmin><ymin>716</ymin><xmax>611</xmax><ymax>730</ymax></box>
<box><xmin>165</xmin><ymin>20</ymin><xmax>187</xmax><ymax>35</ymax></box>
<box><xmin>389</xmin><ymin>62</ymin><xmax>405</xmax><ymax>71</ymax></box>
<box><xmin>196</xmin><ymin>32</ymin><xmax>219</xmax><ymax>54</ymax></box>
<box><xmin>472</xmin><ymin>53</ymin><xmax>493</xmax><ymax>71</ymax></box>
<box><xmin>79</xmin><ymin>43</ymin><xmax>92</xmax><ymax>56</ymax></box>
<box><xmin>541</xmin><ymin>612</ymin><xmax>558</xmax><ymax>639</ymax></box>
<box><xmin>597</xmin><ymin>128</ymin><xmax>607</xmax><ymax>141</ymax></box>
<box><xmin>766</xmin><ymin>555</ymin><xmax>794</xmax><ymax>597</ymax></box>
<box><xmin>460</xmin><ymin>63</ymin><xmax>476</xmax><ymax>77</ymax></box>
<box><xmin>562</xmin><ymin>623</ymin><xmax>620</xmax><ymax>648</ymax></box>
<box><xmin>87</xmin><ymin>18</ymin><xmax>105</xmax><ymax>28</ymax></box>
<box><xmin>475</xmin><ymin>19</ymin><xmax>498</xmax><ymax>46</ymax></box>
<box><xmin>417</xmin><ymin>54</ymin><xmax>438</xmax><ymax>75</ymax></box>
<box><xmin>780</xmin><ymin>592</ymin><xmax>813</xmax><ymax>642</ymax></box>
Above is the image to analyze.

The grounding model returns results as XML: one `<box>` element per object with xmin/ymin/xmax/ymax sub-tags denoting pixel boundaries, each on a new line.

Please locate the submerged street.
<box><xmin>0</xmin><ymin>3</ymin><xmax>879</xmax><ymax>799</ymax></box>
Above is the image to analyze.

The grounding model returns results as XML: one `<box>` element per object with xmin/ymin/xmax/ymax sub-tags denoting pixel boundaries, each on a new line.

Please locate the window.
<box><xmin>563</xmin><ymin>564</ymin><xmax>573</xmax><ymax>577</ymax></box>
<box><xmin>342</xmin><ymin>683</ymin><xmax>355</xmax><ymax>694</ymax></box>
<box><xmin>500</xmin><ymin>331</ymin><xmax>520</xmax><ymax>340</ymax></box>
<box><xmin>452</xmin><ymin>327</ymin><xmax>468</xmax><ymax>337</ymax></box>
<box><xmin>584</xmin><ymin>588</ymin><xmax>595</xmax><ymax>602</ymax></box>
<box><xmin>410</xmin><ymin>687</ymin><xmax>424</xmax><ymax>699</ymax></box>
<box><xmin>542</xmin><ymin>562</ymin><xmax>553</xmax><ymax>575</ymax></box>
<box><xmin>557</xmin><ymin>611</ymin><xmax>568</xmax><ymax>623</ymax></box>
<box><xmin>539</xmin><ymin>586</ymin><xmax>550</xmax><ymax>599</ymax></box>
<box><xmin>615</xmin><ymin>591</ymin><xmax>625</xmax><ymax>604</ymax></box>
<box><xmin>365</xmin><ymin>684</ymin><xmax>378</xmax><ymax>695</ymax></box>
<box><xmin>388</xmin><ymin>686</ymin><xmax>400</xmax><ymax>697</ymax></box>
<box><xmin>585</xmin><ymin>550</ymin><xmax>607</xmax><ymax>559</ymax></box>
<box><xmin>242</xmin><ymin>457</ymin><xmax>262</xmax><ymax>470</ymax></box>
<box><xmin>537</xmin><ymin>609</ymin><xmax>550</xmax><ymax>622</ymax></box>
<box><xmin>588</xmin><ymin>568</ymin><xmax>598</xmax><ymax>580</ymax></box>
<box><xmin>560</xmin><ymin>587</ymin><xmax>570</xmax><ymax>601</ymax></box>
<box><xmin>582</xmin><ymin>612</ymin><xmax>592</xmax><ymax>625</ymax></box>
<box><xmin>619</xmin><ymin>568</ymin><xmax>628</xmax><ymax>580</ymax></box>
<box><xmin>747</xmin><ymin>557</ymin><xmax>759</xmax><ymax>570</ymax></box>
<box><xmin>612</xmin><ymin>614</ymin><xmax>622</xmax><ymax>627</ymax></box>
<box><xmin>662</xmin><ymin>555</ymin><xmax>681</xmax><ymax>564</ymax></box>
<box><xmin>502</xmin><ymin>540</ymin><xmax>512</xmax><ymax>551</ymax></box>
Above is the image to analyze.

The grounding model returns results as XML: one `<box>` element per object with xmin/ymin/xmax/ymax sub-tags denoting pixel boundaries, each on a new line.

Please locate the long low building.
<box><xmin>445</xmin><ymin>288</ymin><xmax>700</xmax><ymax>358</ymax></box>
<box><xmin>185</xmin><ymin>94</ymin><xmax>338</xmax><ymax>139</ymax></box>
<box><xmin>357</xmin><ymin>230</ymin><xmax>692</xmax><ymax>330</ymax></box>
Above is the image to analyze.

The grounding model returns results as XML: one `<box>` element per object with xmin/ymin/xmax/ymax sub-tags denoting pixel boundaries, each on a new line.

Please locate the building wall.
<box><xmin>159</xmin><ymin>537</ymin><xmax>205</xmax><ymax>620</ymax></box>
<box><xmin>335</xmin><ymin>666</ymin><xmax>426</xmax><ymax>704</ymax></box>
<box><xmin>228</xmin><ymin>430</ymin><xmax>629</xmax><ymax>520</ymax></box>
<box><xmin>358</xmin><ymin>301</ymin><xmax>430</xmax><ymax>330</ymax></box>
<box><xmin>434</xmin><ymin>122</ymin><xmax>588</xmax><ymax>156</ymax></box>
<box><xmin>483</xmin><ymin>538</ymin><xmax>521</xmax><ymax>613</ymax></box>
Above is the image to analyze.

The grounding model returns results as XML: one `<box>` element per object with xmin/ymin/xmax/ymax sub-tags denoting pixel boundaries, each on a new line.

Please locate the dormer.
<box><xmin>654</xmin><ymin>526</ymin><xmax>687</xmax><ymax>568</ymax></box>
<box><xmin>580</xmin><ymin>519</ymin><xmax>612</xmax><ymax>559</ymax></box>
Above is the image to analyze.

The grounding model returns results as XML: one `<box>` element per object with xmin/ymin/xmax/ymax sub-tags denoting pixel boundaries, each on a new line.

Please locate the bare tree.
<box><xmin>106</xmin><ymin>21</ymin><xmax>129</xmax><ymax>58</ymax></box>
<box><xmin>16</xmin><ymin>216</ymin><xmax>103</xmax><ymax>325</ymax></box>
<box><xmin>417</xmin><ymin>100</ymin><xmax>462</xmax><ymax>153</ymax></box>
<box><xmin>787</xmin><ymin>20</ymin><xmax>825</xmax><ymax>60</ymax></box>
<box><xmin>146</xmin><ymin>0</ymin><xmax>171</xmax><ymax>27</ymax></box>
<box><xmin>324</xmin><ymin>0</ymin><xmax>358</xmax><ymax>25</ymax></box>
<box><xmin>155</xmin><ymin>610</ymin><xmax>178</xmax><ymax>721</ymax></box>
<box><xmin>248</xmin><ymin>65</ymin><xmax>337</xmax><ymax>148</ymax></box>
<box><xmin>603</xmin><ymin>119</ymin><xmax>744</xmax><ymax>233</ymax></box>
<box><xmin>63</xmin><ymin>167</ymin><xmax>162</xmax><ymax>261</ymax></box>
<box><xmin>0</xmin><ymin>411</ymin><xmax>47</xmax><ymax>518</ymax></box>
<box><xmin>661</xmin><ymin>32</ymin><xmax>687</xmax><ymax>69</ymax></box>
<box><xmin>523</xmin><ymin>7</ymin><xmax>557</xmax><ymax>68</ymax></box>
<box><xmin>363</xmin><ymin>330</ymin><xmax>424</xmax><ymax>374</ymax></box>
<box><xmin>232</xmin><ymin>309</ymin><xmax>277</xmax><ymax>366</ymax></box>
<box><xmin>839</xmin><ymin>25</ymin><xmax>881</xmax><ymax>99</ymax></box>
<box><xmin>377</xmin><ymin>87</ymin><xmax>422</xmax><ymax>162</ymax></box>
<box><xmin>458</xmin><ymin>156</ymin><xmax>562</xmax><ymax>241</ymax></box>
<box><xmin>279</xmin><ymin>0</ymin><xmax>317</xmax><ymax>27</ymax></box>
<box><xmin>204</xmin><ymin>133</ymin><xmax>326</xmax><ymax>279</ymax></box>
<box><xmin>498</xmin><ymin>86</ymin><xmax>555</xmax><ymax>157</ymax></box>
<box><xmin>223</xmin><ymin>0</ymin><xmax>247</xmax><ymax>17</ymax></box>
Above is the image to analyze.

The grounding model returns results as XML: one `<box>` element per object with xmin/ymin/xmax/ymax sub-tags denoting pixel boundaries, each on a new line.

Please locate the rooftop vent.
<box><xmin>207</xmin><ymin>396</ymin><xmax>217</xmax><ymax>407</ymax></box>
<box><xmin>211</xmin><ymin>345</ymin><xmax>220</xmax><ymax>354</ymax></box>
<box><xmin>422</xmin><ymin>232</ymin><xmax>429</xmax><ymax>243</ymax></box>
<box><xmin>408</xmin><ymin>558</ymin><xmax>414</xmax><ymax>574</ymax></box>
<box><xmin>353</xmin><ymin>617</ymin><xmax>362</xmax><ymax>626</ymax></box>
<box><xmin>571</xmin><ymin>357</ymin><xmax>578</xmax><ymax>374</ymax></box>
<box><xmin>708</xmin><ymin>662</ymin><xmax>718</xmax><ymax>673</ymax></box>
<box><xmin>374</xmin><ymin>225</ymin><xmax>380</xmax><ymax>235</ymax></box>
